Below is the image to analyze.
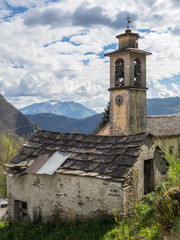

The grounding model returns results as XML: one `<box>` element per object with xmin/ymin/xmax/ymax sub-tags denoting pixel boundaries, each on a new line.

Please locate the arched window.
<box><xmin>115</xmin><ymin>58</ymin><xmax>124</xmax><ymax>86</ymax></box>
<box><xmin>134</xmin><ymin>58</ymin><xmax>141</xmax><ymax>86</ymax></box>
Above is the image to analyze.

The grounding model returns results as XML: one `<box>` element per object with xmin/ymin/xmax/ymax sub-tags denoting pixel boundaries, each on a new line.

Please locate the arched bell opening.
<box><xmin>115</xmin><ymin>58</ymin><xmax>124</xmax><ymax>87</ymax></box>
<box><xmin>134</xmin><ymin>58</ymin><xmax>141</xmax><ymax>86</ymax></box>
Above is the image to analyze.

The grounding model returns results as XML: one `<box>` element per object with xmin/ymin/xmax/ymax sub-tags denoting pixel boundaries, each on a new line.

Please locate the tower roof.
<box><xmin>116</xmin><ymin>29</ymin><xmax>140</xmax><ymax>39</ymax></box>
<box><xmin>105</xmin><ymin>28</ymin><xmax>152</xmax><ymax>56</ymax></box>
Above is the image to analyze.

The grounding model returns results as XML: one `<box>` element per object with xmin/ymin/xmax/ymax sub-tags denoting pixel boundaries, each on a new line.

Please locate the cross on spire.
<box><xmin>125</xmin><ymin>15</ymin><xmax>132</xmax><ymax>29</ymax></box>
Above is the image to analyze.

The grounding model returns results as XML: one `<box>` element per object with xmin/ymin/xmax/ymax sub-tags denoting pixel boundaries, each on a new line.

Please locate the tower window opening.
<box><xmin>134</xmin><ymin>58</ymin><xmax>141</xmax><ymax>86</ymax></box>
<box><xmin>115</xmin><ymin>58</ymin><xmax>124</xmax><ymax>86</ymax></box>
<box><xmin>135</xmin><ymin>40</ymin><xmax>138</xmax><ymax>48</ymax></box>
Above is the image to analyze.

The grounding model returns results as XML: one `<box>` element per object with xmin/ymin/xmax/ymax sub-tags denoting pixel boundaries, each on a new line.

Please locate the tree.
<box><xmin>92</xmin><ymin>102</ymin><xmax>110</xmax><ymax>135</ymax></box>
<box><xmin>0</xmin><ymin>132</ymin><xmax>24</xmax><ymax>198</ymax></box>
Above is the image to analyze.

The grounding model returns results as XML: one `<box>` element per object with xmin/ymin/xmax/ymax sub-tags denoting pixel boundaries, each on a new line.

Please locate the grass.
<box><xmin>0</xmin><ymin>152</ymin><xmax>180</xmax><ymax>240</ymax></box>
<box><xmin>0</xmin><ymin>218</ymin><xmax>115</xmax><ymax>240</ymax></box>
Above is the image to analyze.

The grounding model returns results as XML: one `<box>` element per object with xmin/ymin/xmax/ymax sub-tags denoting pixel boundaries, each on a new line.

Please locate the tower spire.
<box><xmin>125</xmin><ymin>14</ymin><xmax>132</xmax><ymax>29</ymax></box>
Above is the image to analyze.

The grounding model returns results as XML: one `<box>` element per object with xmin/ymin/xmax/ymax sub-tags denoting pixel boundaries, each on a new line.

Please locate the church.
<box><xmin>5</xmin><ymin>27</ymin><xmax>180</xmax><ymax>222</ymax></box>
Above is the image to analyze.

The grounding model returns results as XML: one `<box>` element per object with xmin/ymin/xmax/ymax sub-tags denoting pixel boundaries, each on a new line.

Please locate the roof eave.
<box><xmin>105</xmin><ymin>48</ymin><xmax>152</xmax><ymax>57</ymax></box>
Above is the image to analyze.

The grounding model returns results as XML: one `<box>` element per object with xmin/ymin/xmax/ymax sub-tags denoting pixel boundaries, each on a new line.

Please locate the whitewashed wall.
<box><xmin>7</xmin><ymin>173</ymin><xmax>124</xmax><ymax>221</ymax></box>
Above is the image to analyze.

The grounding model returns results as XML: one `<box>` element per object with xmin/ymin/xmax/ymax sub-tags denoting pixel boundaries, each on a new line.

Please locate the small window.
<box><xmin>156</xmin><ymin>146</ymin><xmax>169</xmax><ymax>175</ymax></box>
<box><xmin>169</xmin><ymin>146</ymin><xmax>174</xmax><ymax>154</ymax></box>
<box><xmin>14</xmin><ymin>200</ymin><xmax>27</xmax><ymax>221</ymax></box>
<box><xmin>160</xmin><ymin>156</ymin><xmax>169</xmax><ymax>175</ymax></box>
<box><xmin>0</xmin><ymin>204</ymin><xmax>7</xmax><ymax>208</ymax></box>
<box><xmin>135</xmin><ymin>40</ymin><xmax>138</xmax><ymax>48</ymax></box>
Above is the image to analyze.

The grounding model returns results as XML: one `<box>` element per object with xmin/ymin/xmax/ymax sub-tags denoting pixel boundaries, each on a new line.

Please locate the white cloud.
<box><xmin>0</xmin><ymin>0</ymin><xmax>179</xmax><ymax>113</ymax></box>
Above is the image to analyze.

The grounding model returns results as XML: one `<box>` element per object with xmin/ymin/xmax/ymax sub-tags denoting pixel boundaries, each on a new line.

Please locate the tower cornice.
<box><xmin>105</xmin><ymin>48</ymin><xmax>152</xmax><ymax>57</ymax></box>
<box><xmin>108</xmin><ymin>86</ymin><xmax>148</xmax><ymax>91</ymax></box>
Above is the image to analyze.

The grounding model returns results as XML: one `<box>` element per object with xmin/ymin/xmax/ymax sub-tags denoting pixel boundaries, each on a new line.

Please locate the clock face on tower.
<box><xmin>115</xmin><ymin>94</ymin><xmax>123</xmax><ymax>106</ymax></box>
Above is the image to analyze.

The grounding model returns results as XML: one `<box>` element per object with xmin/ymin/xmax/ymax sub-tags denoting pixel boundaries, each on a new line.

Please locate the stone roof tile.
<box><xmin>11</xmin><ymin>154</ymin><xmax>29</xmax><ymax>164</ymax></box>
<box><xmin>93</xmin><ymin>163</ymin><xmax>109</xmax><ymax>174</ymax></box>
<box><xmin>125</xmin><ymin>148</ymin><xmax>140</xmax><ymax>157</ymax></box>
<box><xmin>6</xmin><ymin>130</ymin><xmax>148</xmax><ymax>182</ymax></box>
<box><xmin>123</xmin><ymin>141</ymin><xmax>145</xmax><ymax>148</ymax></box>
<box><xmin>106</xmin><ymin>163</ymin><xmax>119</xmax><ymax>173</ymax></box>
<box><xmin>114</xmin><ymin>155</ymin><xmax>137</xmax><ymax>166</ymax></box>
<box><xmin>68</xmin><ymin>161</ymin><xmax>91</xmax><ymax>171</ymax></box>
<box><xmin>146</xmin><ymin>115</ymin><xmax>180</xmax><ymax>137</ymax></box>
<box><xmin>107</xmin><ymin>167</ymin><xmax>129</xmax><ymax>178</ymax></box>
<box><xmin>107</xmin><ymin>148</ymin><xmax>127</xmax><ymax>155</ymax></box>
<box><xmin>60</xmin><ymin>159</ymin><xmax>74</xmax><ymax>168</ymax></box>
<box><xmin>83</xmin><ymin>163</ymin><xmax>100</xmax><ymax>172</ymax></box>
<box><xmin>92</xmin><ymin>154</ymin><xmax>116</xmax><ymax>163</ymax></box>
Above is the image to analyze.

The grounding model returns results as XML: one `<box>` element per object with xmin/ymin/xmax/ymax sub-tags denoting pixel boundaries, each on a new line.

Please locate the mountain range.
<box><xmin>1</xmin><ymin>96</ymin><xmax>180</xmax><ymax>137</ymax></box>
<box><xmin>147</xmin><ymin>97</ymin><xmax>180</xmax><ymax>115</ymax></box>
<box><xmin>19</xmin><ymin>100</ymin><xmax>97</xmax><ymax>119</ymax></box>
<box><xmin>27</xmin><ymin>113</ymin><xmax>103</xmax><ymax>134</ymax></box>
<box><xmin>26</xmin><ymin>97</ymin><xmax>180</xmax><ymax>134</ymax></box>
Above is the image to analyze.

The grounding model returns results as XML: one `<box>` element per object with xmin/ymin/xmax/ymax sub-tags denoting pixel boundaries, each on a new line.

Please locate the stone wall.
<box><xmin>7</xmin><ymin>173</ymin><xmax>124</xmax><ymax>222</ymax></box>
<box><xmin>130</xmin><ymin>137</ymin><xmax>167</xmax><ymax>201</ymax></box>
<box><xmin>123</xmin><ymin>169</ymin><xmax>137</xmax><ymax>213</ymax></box>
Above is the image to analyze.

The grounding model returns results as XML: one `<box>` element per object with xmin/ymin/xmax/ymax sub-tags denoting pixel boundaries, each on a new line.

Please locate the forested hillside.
<box><xmin>27</xmin><ymin>113</ymin><xmax>103</xmax><ymax>134</ymax></box>
<box><xmin>0</xmin><ymin>95</ymin><xmax>34</xmax><ymax>137</ymax></box>
<box><xmin>147</xmin><ymin>97</ymin><xmax>180</xmax><ymax>115</ymax></box>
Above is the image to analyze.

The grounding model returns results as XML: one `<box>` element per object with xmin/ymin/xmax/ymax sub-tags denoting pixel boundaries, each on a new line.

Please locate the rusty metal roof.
<box><xmin>25</xmin><ymin>150</ymin><xmax>54</xmax><ymax>174</ymax></box>
<box><xmin>37</xmin><ymin>151</ymin><xmax>71</xmax><ymax>175</ymax></box>
<box><xmin>5</xmin><ymin>130</ymin><xmax>148</xmax><ymax>182</ymax></box>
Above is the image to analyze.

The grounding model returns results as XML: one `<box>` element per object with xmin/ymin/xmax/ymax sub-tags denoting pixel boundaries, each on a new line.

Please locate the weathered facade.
<box><xmin>5</xmin><ymin>131</ymin><xmax>166</xmax><ymax>221</ymax></box>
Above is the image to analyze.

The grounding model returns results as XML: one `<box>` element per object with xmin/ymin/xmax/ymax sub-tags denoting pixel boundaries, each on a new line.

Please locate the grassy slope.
<box><xmin>0</xmin><ymin>218</ymin><xmax>115</xmax><ymax>240</ymax></box>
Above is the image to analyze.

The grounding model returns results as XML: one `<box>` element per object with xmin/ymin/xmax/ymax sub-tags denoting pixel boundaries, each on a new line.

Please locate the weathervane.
<box><xmin>125</xmin><ymin>15</ymin><xmax>132</xmax><ymax>29</ymax></box>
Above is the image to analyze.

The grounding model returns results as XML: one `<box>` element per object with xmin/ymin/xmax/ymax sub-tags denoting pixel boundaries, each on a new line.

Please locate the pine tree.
<box><xmin>92</xmin><ymin>102</ymin><xmax>110</xmax><ymax>134</ymax></box>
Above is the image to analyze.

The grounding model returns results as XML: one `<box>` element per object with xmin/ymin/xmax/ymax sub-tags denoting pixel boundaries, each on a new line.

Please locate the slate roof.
<box><xmin>5</xmin><ymin>130</ymin><xmax>148</xmax><ymax>182</ymax></box>
<box><xmin>146</xmin><ymin>115</ymin><xmax>180</xmax><ymax>137</ymax></box>
<box><xmin>97</xmin><ymin>115</ymin><xmax>180</xmax><ymax>137</ymax></box>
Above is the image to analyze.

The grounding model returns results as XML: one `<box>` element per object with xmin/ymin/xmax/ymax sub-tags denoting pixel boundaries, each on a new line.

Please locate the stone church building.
<box><xmin>5</xmin><ymin>28</ymin><xmax>180</xmax><ymax>222</ymax></box>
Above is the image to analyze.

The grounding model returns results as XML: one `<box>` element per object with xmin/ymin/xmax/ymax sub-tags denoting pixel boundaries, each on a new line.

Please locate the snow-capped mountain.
<box><xmin>19</xmin><ymin>100</ymin><xmax>97</xmax><ymax>119</ymax></box>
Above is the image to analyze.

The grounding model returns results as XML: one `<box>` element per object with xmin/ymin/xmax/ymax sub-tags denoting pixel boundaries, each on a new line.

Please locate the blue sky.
<box><xmin>0</xmin><ymin>0</ymin><xmax>179</xmax><ymax>112</ymax></box>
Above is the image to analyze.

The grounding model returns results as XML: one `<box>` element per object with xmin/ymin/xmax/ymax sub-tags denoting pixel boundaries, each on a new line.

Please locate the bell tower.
<box><xmin>105</xmin><ymin>28</ymin><xmax>151</xmax><ymax>136</ymax></box>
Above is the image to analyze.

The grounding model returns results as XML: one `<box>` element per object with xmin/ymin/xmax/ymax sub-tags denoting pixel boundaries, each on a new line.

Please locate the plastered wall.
<box><xmin>7</xmin><ymin>173</ymin><xmax>124</xmax><ymax>221</ymax></box>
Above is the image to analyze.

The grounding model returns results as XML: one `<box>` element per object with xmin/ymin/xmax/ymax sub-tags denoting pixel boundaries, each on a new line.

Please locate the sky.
<box><xmin>0</xmin><ymin>0</ymin><xmax>180</xmax><ymax>112</ymax></box>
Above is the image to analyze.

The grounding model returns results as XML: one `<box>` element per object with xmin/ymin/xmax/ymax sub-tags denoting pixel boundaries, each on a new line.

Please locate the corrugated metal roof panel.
<box><xmin>36</xmin><ymin>151</ymin><xmax>71</xmax><ymax>175</ymax></box>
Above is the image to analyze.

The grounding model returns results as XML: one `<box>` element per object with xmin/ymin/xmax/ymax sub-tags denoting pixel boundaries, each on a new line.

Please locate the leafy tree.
<box><xmin>92</xmin><ymin>102</ymin><xmax>110</xmax><ymax>134</ymax></box>
<box><xmin>0</xmin><ymin>132</ymin><xmax>24</xmax><ymax>198</ymax></box>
